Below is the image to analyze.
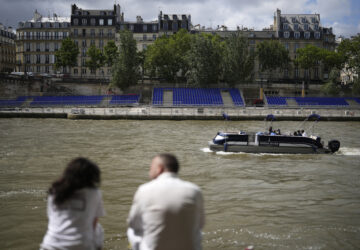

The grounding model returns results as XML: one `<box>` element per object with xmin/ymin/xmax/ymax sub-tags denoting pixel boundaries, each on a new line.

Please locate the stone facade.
<box><xmin>16</xmin><ymin>10</ymin><xmax>70</xmax><ymax>74</ymax></box>
<box><xmin>0</xmin><ymin>24</ymin><xmax>16</xmax><ymax>72</ymax></box>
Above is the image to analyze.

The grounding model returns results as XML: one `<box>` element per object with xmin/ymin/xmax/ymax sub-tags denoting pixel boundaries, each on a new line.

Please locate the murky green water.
<box><xmin>0</xmin><ymin>118</ymin><xmax>360</xmax><ymax>250</ymax></box>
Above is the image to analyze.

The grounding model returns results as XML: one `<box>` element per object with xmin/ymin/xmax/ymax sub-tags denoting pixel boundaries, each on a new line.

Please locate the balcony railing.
<box><xmin>17</xmin><ymin>36</ymin><xmax>68</xmax><ymax>41</ymax></box>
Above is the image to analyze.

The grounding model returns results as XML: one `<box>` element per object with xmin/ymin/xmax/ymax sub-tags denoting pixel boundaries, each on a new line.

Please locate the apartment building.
<box><xmin>0</xmin><ymin>24</ymin><xmax>16</xmax><ymax>72</ymax></box>
<box><xmin>70</xmin><ymin>4</ymin><xmax>122</xmax><ymax>78</ymax></box>
<box><xmin>16</xmin><ymin>10</ymin><xmax>70</xmax><ymax>74</ymax></box>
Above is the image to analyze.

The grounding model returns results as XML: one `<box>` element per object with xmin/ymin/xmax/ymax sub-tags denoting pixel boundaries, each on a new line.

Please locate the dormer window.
<box><xmin>284</xmin><ymin>31</ymin><xmax>290</xmax><ymax>38</ymax></box>
<box><xmin>314</xmin><ymin>24</ymin><xmax>319</xmax><ymax>30</ymax></box>
<box><xmin>315</xmin><ymin>32</ymin><xmax>320</xmax><ymax>39</ymax></box>
<box><xmin>90</xmin><ymin>18</ymin><xmax>95</xmax><ymax>26</ymax></box>
<box><xmin>82</xmin><ymin>18</ymin><xmax>87</xmax><ymax>25</ymax></box>
<box><xmin>291</xmin><ymin>17</ymin><xmax>296</xmax><ymax>23</ymax></box>
<box><xmin>304</xmin><ymin>32</ymin><xmax>310</xmax><ymax>39</ymax></box>
<box><xmin>294</xmin><ymin>32</ymin><xmax>300</xmax><ymax>39</ymax></box>
<box><xmin>283</xmin><ymin>23</ymin><xmax>288</xmax><ymax>30</ymax></box>
<box><xmin>73</xmin><ymin>18</ymin><xmax>79</xmax><ymax>25</ymax></box>
<box><xmin>311</xmin><ymin>17</ymin><xmax>316</xmax><ymax>23</ymax></box>
<box><xmin>304</xmin><ymin>24</ymin><xmax>309</xmax><ymax>30</ymax></box>
<box><xmin>301</xmin><ymin>17</ymin><xmax>306</xmax><ymax>23</ymax></box>
<box><xmin>294</xmin><ymin>24</ymin><xmax>299</xmax><ymax>30</ymax></box>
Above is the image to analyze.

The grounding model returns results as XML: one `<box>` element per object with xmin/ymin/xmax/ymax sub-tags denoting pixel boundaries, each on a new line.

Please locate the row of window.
<box><xmin>120</xmin><ymin>24</ymin><xmax>158</xmax><ymax>32</ymax></box>
<box><xmin>24</xmin><ymin>54</ymin><xmax>55</xmax><ymax>64</ymax></box>
<box><xmin>72</xmin><ymin>28</ymin><xmax>113</xmax><ymax>37</ymax></box>
<box><xmin>19</xmin><ymin>31</ymin><xmax>69</xmax><ymax>40</ymax></box>
<box><xmin>283</xmin><ymin>68</ymin><xmax>319</xmax><ymax>78</ymax></box>
<box><xmin>281</xmin><ymin>16</ymin><xmax>318</xmax><ymax>24</ymax></box>
<box><xmin>73</xmin><ymin>18</ymin><xmax>113</xmax><ymax>26</ymax></box>
<box><xmin>25</xmin><ymin>65</ymin><xmax>52</xmax><ymax>73</ymax></box>
<box><xmin>24</xmin><ymin>42</ymin><xmax>60</xmax><ymax>52</ymax></box>
<box><xmin>283</xmin><ymin>23</ymin><xmax>319</xmax><ymax>31</ymax></box>
<box><xmin>23</xmin><ymin>22</ymin><xmax>70</xmax><ymax>29</ymax></box>
<box><xmin>283</xmin><ymin>31</ymin><xmax>321</xmax><ymax>39</ymax></box>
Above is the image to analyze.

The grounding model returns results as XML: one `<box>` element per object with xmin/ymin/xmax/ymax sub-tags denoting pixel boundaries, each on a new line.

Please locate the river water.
<box><xmin>0</xmin><ymin>118</ymin><xmax>359</xmax><ymax>250</ymax></box>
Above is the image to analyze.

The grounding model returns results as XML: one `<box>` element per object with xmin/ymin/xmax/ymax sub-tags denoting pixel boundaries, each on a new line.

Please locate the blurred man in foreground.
<box><xmin>127</xmin><ymin>153</ymin><xmax>205</xmax><ymax>250</ymax></box>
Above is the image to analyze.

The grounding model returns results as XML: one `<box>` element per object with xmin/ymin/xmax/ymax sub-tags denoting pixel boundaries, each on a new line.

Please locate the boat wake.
<box><xmin>201</xmin><ymin>148</ymin><xmax>289</xmax><ymax>156</ymax></box>
<box><xmin>336</xmin><ymin>147</ymin><xmax>360</xmax><ymax>156</ymax></box>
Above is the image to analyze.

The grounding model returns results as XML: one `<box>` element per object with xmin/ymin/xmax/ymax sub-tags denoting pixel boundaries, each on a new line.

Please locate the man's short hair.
<box><xmin>157</xmin><ymin>153</ymin><xmax>179</xmax><ymax>173</ymax></box>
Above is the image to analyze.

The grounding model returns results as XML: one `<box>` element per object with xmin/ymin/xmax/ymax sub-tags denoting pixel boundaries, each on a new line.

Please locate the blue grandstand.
<box><xmin>109</xmin><ymin>95</ymin><xmax>140</xmax><ymax>105</ymax></box>
<box><xmin>266</xmin><ymin>96</ymin><xmax>351</xmax><ymax>107</ymax></box>
<box><xmin>30</xmin><ymin>96</ymin><xmax>104</xmax><ymax>106</ymax></box>
<box><xmin>152</xmin><ymin>88</ymin><xmax>245</xmax><ymax>106</ymax></box>
<box><xmin>0</xmin><ymin>96</ymin><xmax>27</xmax><ymax>107</ymax></box>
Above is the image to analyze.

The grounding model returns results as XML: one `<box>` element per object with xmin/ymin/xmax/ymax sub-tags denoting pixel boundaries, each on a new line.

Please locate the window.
<box><xmin>73</xmin><ymin>18</ymin><xmax>79</xmax><ymax>25</ymax></box>
<box><xmin>294</xmin><ymin>24</ymin><xmax>298</xmax><ymax>30</ymax></box>
<box><xmin>82</xmin><ymin>40</ymin><xmax>87</xmax><ymax>47</ymax></box>
<box><xmin>45</xmin><ymin>55</ymin><xmax>49</xmax><ymax>64</ymax></box>
<box><xmin>74</xmin><ymin>29</ymin><xmax>78</xmax><ymax>37</ymax></box>
<box><xmin>90</xmin><ymin>18</ymin><xmax>96</xmax><ymax>26</ymax></box>
<box><xmin>82</xmin><ymin>58</ymin><xmax>86</xmax><ymax>66</ymax></box>
<box><xmin>108</xmin><ymin>29</ymin><xmax>112</xmax><ymax>37</ymax></box>
<box><xmin>36</xmin><ymin>66</ymin><xmax>40</xmax><ymax>72</ymax></box>
<box><xmin>130</xmin><ymin>24</ymin><xmax>134</xmax><ymax>31</ymax></box>
<box><xmin>99</xmin><ymin>29</ymin><xmax>104</xmax><ymax>37</ymax></box>
<box><xmin>74</xmin><ymin>68</ymin><xmax>78</xmax><ymax>75</ymax></box>
<box><xmin>36</xmin><ymin>32</ymin><xmax>41</xmax><ymax>39</ymax></box>
<box><xmin>304</xmin><ymin>32</ymin><xmax>310</xmax><ymax>39</ymax></box>
<box><xmin>99</xmin><ymin>19</ymin><xmax>104</xmax><ymax>26</ymax></box>
<box><xmin>54</xmin><ymin>43</ymin><xmax>59</xmax><ymax>51</ymax></box>
<box><xmin>54</xmin><ymin>32</ymin><xmax>59</xmax><ymax>39</ymax></box>
<box><xmin>283</xmin><ymin>31</ymin><xmax>290</xmax><ymax>38</ymax></box>
<box><xmin>26</xmin><ymin>43</ymin><xmax>31</xmax><ymax>51</ymax></box>
<box><xmin>36</xmin><ymin>43</ymin><xmax>40</xmax><ymax>51</ymax></box>
<box><xmin>294</xmin><ymin>32</ymin><xmax>300</xmax><ymax>39</ymax></box>
<box><xmin>99</xmin><ymin>40</ymin><xmax>104</xmax><ymax>48</ymax></box>
<box><xmin>36</xmin><ymin>55</ymin><xmax>41</xmax><ymax>63</ymax></box>
<box><xmin>153</xmin><ymin>24</ymin><xmax>158</xmax><ymax>31</ymax></box>
<box><xmin>164</xmin><ymin>22</ymin><xmax>168</xmax><ymax>30</ymax></box>
<box><xmin>25</xmin><ymin>55</ymin><xmax>31</xmax><ymax>64</ymax></box>
<box><xmin>143</xmin><ymin>24</ymin><xmax>147</xmax><ymax>32</ymax></box>
<box><xmin>284</xmin><ymin>69</ymin><xmax>289</xmax><ymax>78</ymax></box>
<box><xmin>284</xmin><ymin>43</ymin><xmax>289</xmax><ymax>50</ymax></box>
<box><xmin>153</xmin><ymin>34</ymin><xmax>157</xmax><ymax>40</ymax></box>
<box><xmin>45</xmin><ymin>43</ymin><xmax>49</xmax><ymax>51</ymax></box>
<box><xmin>91</xmin><ymin>29</ymin><xmax>95</xmax><ymax>37</ymax></box>
<box><xmin>108</xmin><ymin>19</ymin><xmax>113</xmax><ymax>26</ymax></box>
<box><xmin>283</xmin><ymin>23</ymin><xmax>288</xmax><ymax>30</ymax></box>
<box><xmin>301</xmin><ymin>17</ymin><xmax>306</xmax><ymax>23</ymax></box>
<box><xmin>143</xmin><ymin>34</ymin><xmax>147</xmax><ymax>41</ymax></box>
<box><xmin>314</xmin><ymin>24</ymin><xmax>319</xmax><ymax>30</ymax></box>
<box><xmin>181</xmin><ymin>21</ymin><xmax>187</xmax><ymax>29</ymax></box>
<box><xmin>295</xmin><ymin>68</ymin><xmax>299</xmax><ymax>78</ymax></box>
<box><xmin>304</xmin><ymin>69</ymin><xmax>310</xmax><ymax>78</ymax></box>
<box><xmin>82</xmin><ymin>18</ymin><xmax>87</xmax><ymax>25</ymax></box>
<box><xmin>311</xmin><ymin>17</ymin><xmax>316</xmax><ymax>23</ymax></box>
<box><xmin>45</xmin><ymin>66</ymin><xmax>49</xmax><ymax>73</ymax></box>
<box><xmin>315</xmin><ymin>32</ymin><xmax>320</xmax><ymax>39</ymax></box>
<box><xmin>45</xmin><ymin>32</ymin><xmax>50</xmax><ymax>39</ymax></box>
<box><xmin>74</xmin><ymin>40</ymin><xmax>79</xmax><ymax>47</ymax></box>
<box><xmin>90</xmin><ymin>40</ymin><xmax>95</xmax><ymax>46</ymax></box>
<box><xmin>304</xmin><ymin>24</ymin><xmax>309</xmax><ymax>30</ymax></box>
<box><xmin>314</xmin><ymin>67</ymin><xmax>319</xmax><ymax>78</ymax></box>
<box><xmin>82</xmin><ymin>69</ymin><xmax>86</xmax><ymax>75</ymax></box>
<box><xmin>63</xmin><ymin>32</ymin><xmax>68</xmax><ymax>38</ymax></box>
<box><xmin>291</xmin><ymin>17</ymin><xmax>296</xmax><ymax>23</ymax></box>
<box><xmin>82</xmin><ymin>29</ymin><xmax>86</xmax><ymax>37</ymax></box>
<box><xmin>294</xmin><ymin>43</ymin><xmax>299</xmax><ymax>52</ymax></box>
<box><xmin>82</xmin><ymin>48</ymin><xmax>86</xmax><ymax>57</ymax></box>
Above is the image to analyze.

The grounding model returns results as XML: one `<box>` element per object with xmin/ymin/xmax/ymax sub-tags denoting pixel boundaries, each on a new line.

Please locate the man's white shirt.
<box><xmin>127</xmin><ymin>172</ymin><xmax>205</xmax><ymax>250</ymax></box>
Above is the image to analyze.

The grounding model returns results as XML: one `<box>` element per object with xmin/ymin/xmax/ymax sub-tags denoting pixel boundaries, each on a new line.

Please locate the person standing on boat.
<box><xmin>127</xmin><ymin>153</ymin><xmax>205</xmax><ymax>250</ymax></box>
<box><xmin>301</xmin><ymin>130</ymin><xmax>307</xmax><ymax>137</ymax></box>
<box><xmin>40</xmin><ymin>158</ymin><xmax>105</xmax><ymax>250</ymax></box>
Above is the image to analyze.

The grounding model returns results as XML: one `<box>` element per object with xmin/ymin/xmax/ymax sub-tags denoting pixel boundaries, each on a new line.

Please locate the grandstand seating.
<box><xmin>266</xmin><ymin>96</ymin><xmax>351</xmax><ymax>106</ymax></box>
<box><xmin>228</xmin><ymin>88</ymin><xmax>245</xmax><ymax>106</ymax></box>
<box><xmin>152</xmin><ymin>87</ymin><xmax>245</xmax><ymax>106</ymax></box>
<box><xmin>30</xmin><ymin>96</ymin><xmax>104</xmax><ymax>106</ymax></box>
<box><xmin>109</xmin><ymin>94</ymin><xmax>140</xmax><ymax>105</ymax></box>
<box><xmin>0</xmin><ymin>96</ymin><xmax>27</xmax><ymax>107</ymax></box>
<box><xmin>266</xmin><ymin>96</ymin><xmax>288</xmax><ymax>106</ymax></box>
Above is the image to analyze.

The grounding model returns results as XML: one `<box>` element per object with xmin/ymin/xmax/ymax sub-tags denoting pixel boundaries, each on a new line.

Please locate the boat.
<box><xmin>208</xmin><ymin>114</ymin><xmax>340</xmax><ymax>154</ymax></box>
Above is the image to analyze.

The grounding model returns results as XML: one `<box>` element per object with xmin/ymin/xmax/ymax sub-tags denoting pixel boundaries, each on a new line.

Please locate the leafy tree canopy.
<box><xmin>54</xmin><ymin>37</ymin><xmax>79</xmax><ymax>70</ymax></box>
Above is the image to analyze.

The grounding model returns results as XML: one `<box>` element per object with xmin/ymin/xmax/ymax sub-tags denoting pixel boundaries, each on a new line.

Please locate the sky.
<box><xmin>0</xmin><ymin>0</ymin><xmax>359</xmax><ymax>37</ymax></box>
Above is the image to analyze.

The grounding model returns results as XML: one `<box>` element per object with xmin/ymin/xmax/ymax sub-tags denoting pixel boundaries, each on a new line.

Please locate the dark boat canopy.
<box><xmin>265</xmin><ymin>114</ymin><xmax>276</xmax><ymax>121</ymax></box>
<box><xmin>308</xmin><ymin>114</ymin><xmax>320</xmax><ymax>121</ymax></box>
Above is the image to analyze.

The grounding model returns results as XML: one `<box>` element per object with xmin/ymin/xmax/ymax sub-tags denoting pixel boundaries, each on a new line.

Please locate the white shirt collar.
<box><xmin>157</xmin><ymin>172</ymin><xmax>178</xmax><ymax>180</ymax></box>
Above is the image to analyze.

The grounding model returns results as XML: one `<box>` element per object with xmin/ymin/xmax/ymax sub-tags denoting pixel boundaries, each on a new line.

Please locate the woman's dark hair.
<box><xmin>49</xmin><ymin>157</ymin><xmax>100</xmax><ymax>206</ymax></box>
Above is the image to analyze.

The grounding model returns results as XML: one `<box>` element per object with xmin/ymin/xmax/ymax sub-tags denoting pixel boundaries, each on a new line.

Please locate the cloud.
<box><xmin>0</xmin><ymin>0</ymin><xmax>358</xmax><ymax>37</ymax></box>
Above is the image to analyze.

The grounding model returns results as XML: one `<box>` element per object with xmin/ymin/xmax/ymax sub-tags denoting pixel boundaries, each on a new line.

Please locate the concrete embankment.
<box><xmin>0</xmin><ymin>106</ymin><xmax>360</xmax><ymax>121</ymax></box>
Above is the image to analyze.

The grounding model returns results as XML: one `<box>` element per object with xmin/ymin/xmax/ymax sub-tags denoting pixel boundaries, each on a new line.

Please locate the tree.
<box><xmin>111</xmin><ymin>29</ymin><xmax>139</xmax><ymax>91</ymax></box>
<box><xmin>222</xmin><ymin>33</ymin><xmax>254</xmax><ymax>86</ymax></box>
<box><xmin>338</xmin><ymin>34</ymin><xmax>360</xmax><ymax>75</ymax></box>
<box><xmin>85</xmin><ymin>45</ymin><xmax>105</xmax><ymax>76</ymax></box>
<box><xmin>145</xmin><ymin>29</ymin><xmax>191</xmax><ymax>82</ymax></box>
<box><xmin>54</xmin><ymin>37</ymin><xmax>79</xmax><ymax>73</ymax></box>
<box><xmin>352</xmin><ymin>77</ymin><xmax>360</xmax><ymax>96</ymax></box>
<box><xmin>256</xmin><ymin>40</ymin><xmax>291</xmax><ymax>81</ymax></box>
<box><xmin>321</xmin><ymin>68</ymin><xmax>341</xmax><ymax>96</ymax></box>
<box><xmin>186</xmin><ymin>33</ymin><xmax>224</xmax><ymax>87</ymax></box>
<box><xmin>104</xmin><ymin>40</ymin><xmax>118</xmax><ymax>67</ymax></box>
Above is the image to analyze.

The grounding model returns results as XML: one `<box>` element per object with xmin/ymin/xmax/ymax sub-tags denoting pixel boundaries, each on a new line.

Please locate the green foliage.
<box><xmin>111</xmin><ymin>30</ymin><xmax>139</xmax><ymax>91</ymax></box>
<box><xmin>54</xmin><ymin>37</ymin><xmax>79</xmax><ymax>70</ymax></box>
<box><xmin>295</xmin><ymin>45</ymin><xmax>322</xmax><ymax>71</ymax></box>
<box><xmin>321</xmin><ymin>68</ymin><xmax>341</xmax><ymax>96</ymax></box>
<box><xmin>338</xmin><ymin>34</ymin><xmax>360</xmax><ymax>76</ymax></box>
<box><xmin>320</xmin><ymin>49</ymin><xmax>344</xmax><ymax>70</ymax></box>
<box><xmin>256</xmin><ymin>40</ymin><xmax>291</xmax><ymax>77</ymax></box>
<box><xmin>85</xmin><ymin>45</ymin><xmax>105</xmax><ymax>75</ymax></box>
<box><xmin>186</xmin><ymin>33</ymin><xmax>224</xmax><ymax>87</ymax></box>
<box><xmin>352</xmin><ymin>77</ymin><xmax>360</xmax><ymax>96</ymax></box>
<box><xmin>222</xmin><ymin>33</ymin><xmax>254</xmax><ymax>86</ymax></box>
<box><xmin>104</xmin><ymin>40</ymin><xmax>118</xmax><ymax>67</ymax></box>
<box><xmin>145</xmin><ymin>29</ymin><xmax>191</xmax><ymax>82</ymax></box>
